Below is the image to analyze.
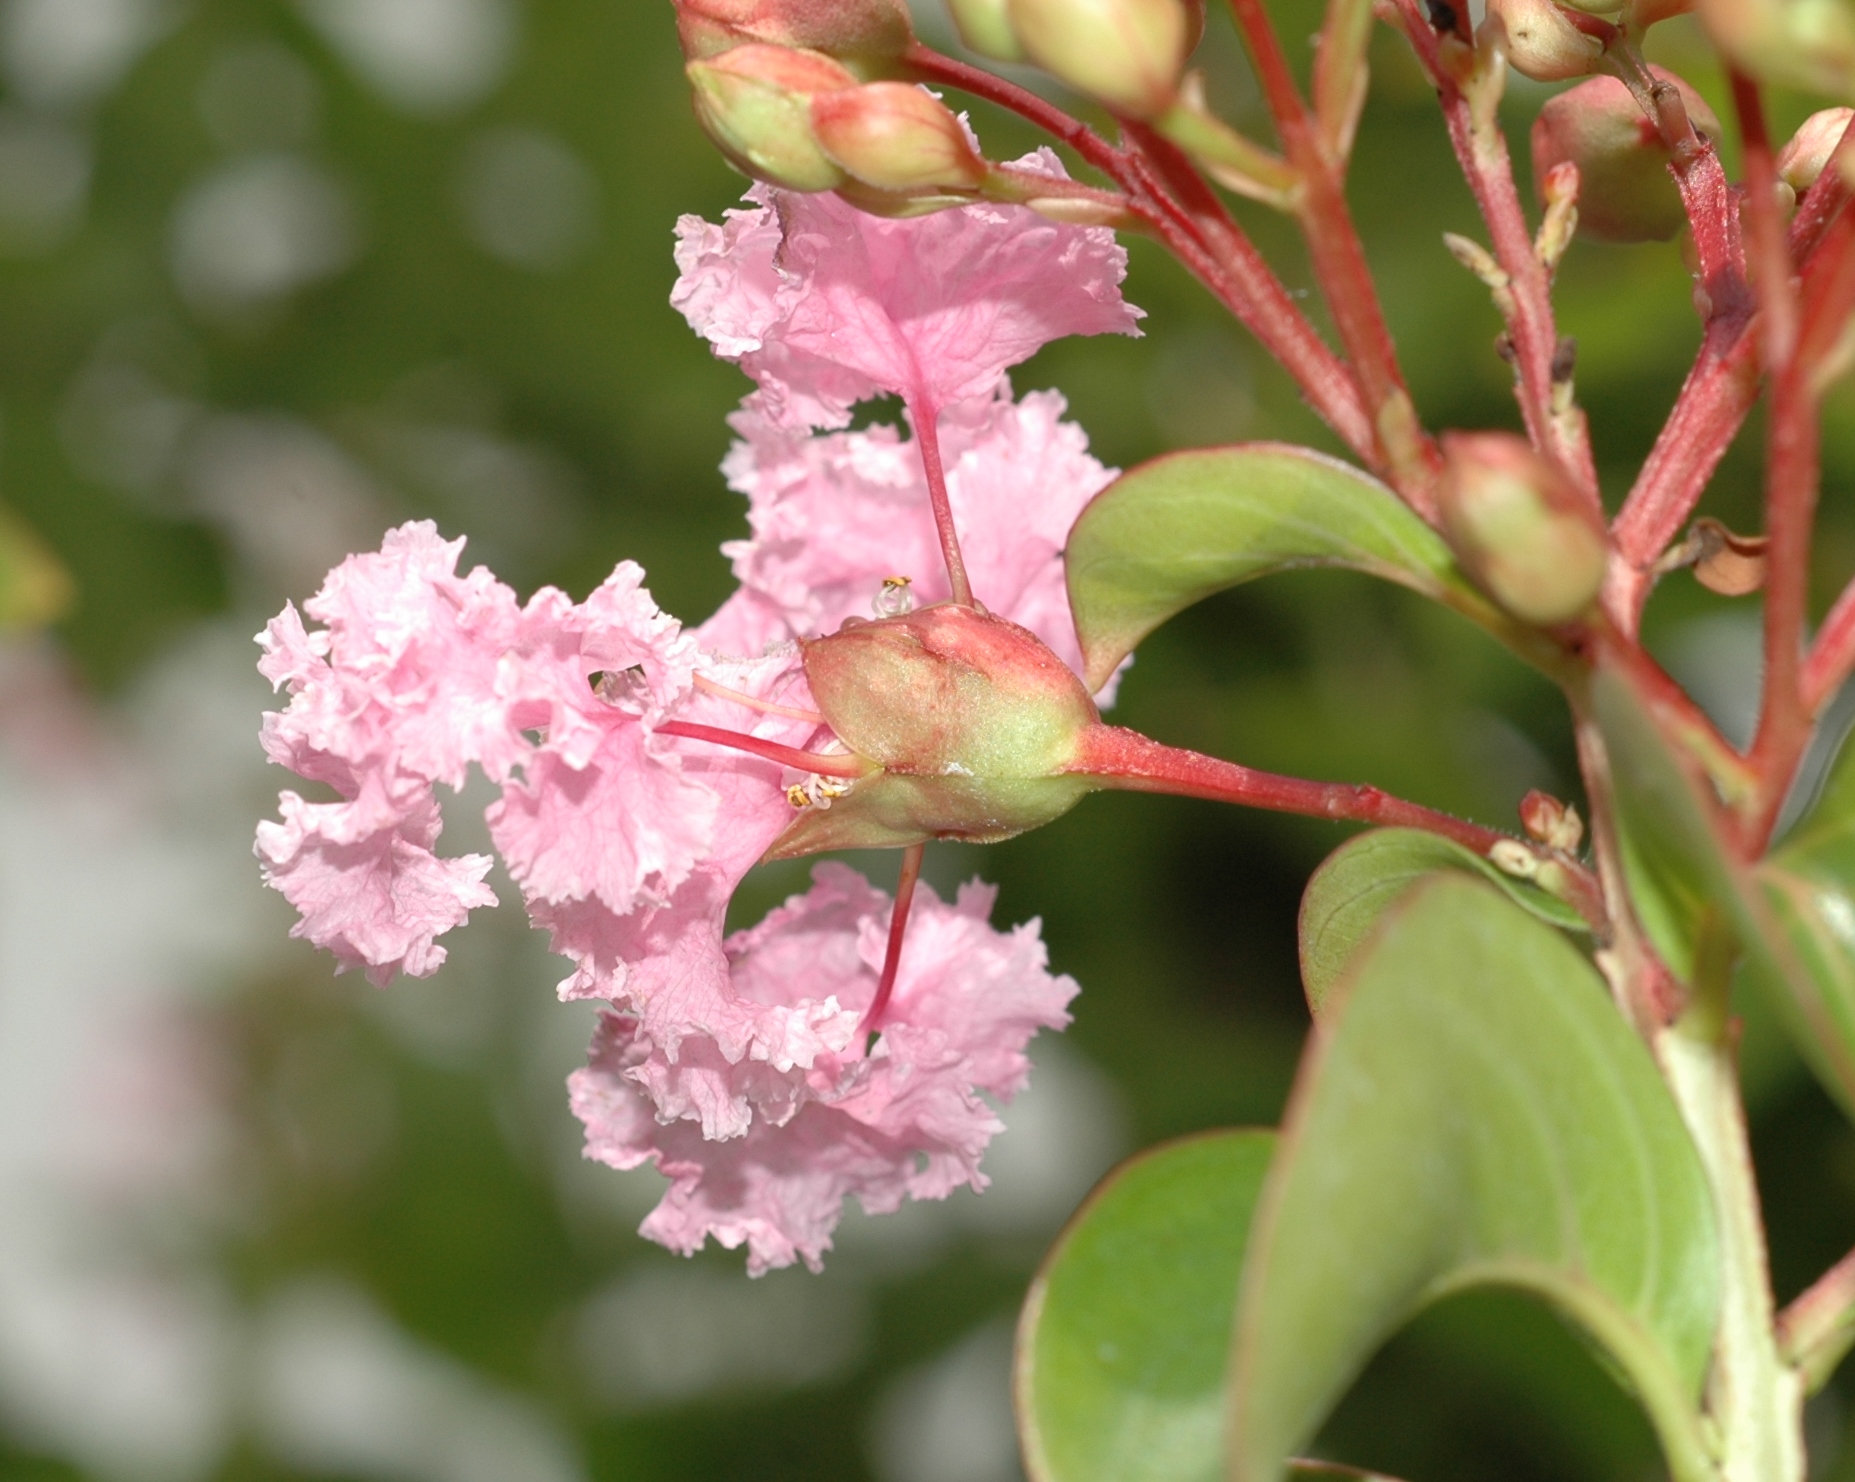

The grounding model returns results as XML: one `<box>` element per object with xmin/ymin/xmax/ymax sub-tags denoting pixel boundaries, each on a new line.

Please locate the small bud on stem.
<box><xmin>946</xmin><ymin>0</ymin><xmax>1027</xmax><ymax>61</ymax></box>
<box><xmin>811</xmin><ymin>83</ymin><xmax>989</xmax><ymax>192</ymax></box>
<box><xmin>1778</xmin><ymin>107</ymin><xmax>1855</xmax><ymax>194</ymax></box>
<box><xmin>1483</xmin><ymin>0</ymin><xmax>1602</xmax><ymax>83</ymax></box>
<box><xmin>1439</xmin><ymin>431</ymin><xmax>1608</xmax><ymax>625</ymax></box>
<box><xmin>1005</xmin><ymin>0</ymin><xmax>1191</xmax><ymax>118</ymax></box>
<box><xmin>687</xmin><ymin>44</ymin><xmax>858</xmax><ymax>191</ymax></box>
<box><xmin>673</xmin><ymin>0</ymin><xmax>915</xmax><ymax>64</ymax></box>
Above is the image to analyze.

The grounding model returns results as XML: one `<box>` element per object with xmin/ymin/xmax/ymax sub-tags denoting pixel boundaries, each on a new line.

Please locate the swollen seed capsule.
<box><xmin>687</xmin><ymin>44</ymin><xmax>859</xmax><ymax>191</ymax></box>
<box><xmin>1530</xmin><ymin>69</ymin><xmax>1721</xmax><ymax>243</ymax></box>
<box><xmin>1005</xmin><ymin>0</ymin><xmax>1190</xmax><ymax>118</ymax></box>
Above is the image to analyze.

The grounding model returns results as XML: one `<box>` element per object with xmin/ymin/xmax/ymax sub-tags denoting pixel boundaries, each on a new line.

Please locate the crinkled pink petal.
<box><xmin>255</xmin><ymin>787</ymin><xmax>495</xmax><ymax>987</ymax></box>
<box><xmin>697</xmin><ymin>389</ymin><xmax>1116</xmax><ymax>693</ymax></box>
<box><xmin>568</xmin><ymin>863</ymin><xmax>1078</xmax><ymax>1272</ymax></box>
<box><xmin>672</xmin><ymin>159</ymin><xmax>1142</xmax><ymax>432</ymax></box>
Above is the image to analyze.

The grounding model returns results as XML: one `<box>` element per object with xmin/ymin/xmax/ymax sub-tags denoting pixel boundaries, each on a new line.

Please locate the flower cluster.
<box><xmin>257</xmin><ymin>161</ymin><xmax>1137</xmax><ymax>1271</ymax></box>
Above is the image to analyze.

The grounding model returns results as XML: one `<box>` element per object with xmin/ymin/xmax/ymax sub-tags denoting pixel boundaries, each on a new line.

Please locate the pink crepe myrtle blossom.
<box><xmin>570</xmin><ymin>863</ymin><xmax>1078</xmax><ymax>1274</ymax></box>
<box><xmin>670</xmin><ymin>155</ymin><xmax>1142</xmax><ymax>435</ymax></box>
<box><xmin>699</xmin><ymin>387</ymin><xmax>1116</xmax><ymax>688</ymax></box>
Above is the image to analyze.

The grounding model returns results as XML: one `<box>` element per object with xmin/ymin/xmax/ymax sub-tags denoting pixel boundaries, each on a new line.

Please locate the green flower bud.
<box><xmin>1695</xmin><ymin>0</ymin><xmax>1855</xmax><ymax>100</ymax></box>
<box><xmin>811</xmin><ymin>83</ymin><xmax>989</xmax><ymax>192</ymax></box>
<box><xmin>687</xmin><ymin>44</ymin><xmax>859</xmax><ymax>191</ymax></box>
<box><xmin>1005</xmin><ymin>0</ymin><xmax>1190</xmax><ymax>118</ymax></box>
<box><xmin>1530</xmin><ymin>70</ymin><xmax>1721</xmax><ymax>243</ymax></box>
<box><xmin>1485</xmin><ymin>0</ymin><xmax>1602</xmax><ymax>81</ymax></box>
<box><xmin>1439</xmin><ymin>432</ymin><xmax>1608</xmax><ymax>626</ymax></box>
<box><xmin>1778</xmin><ymin>106</ymin><xmax>1855</xmax><ymax>191</ymax></box>
<box><xmin>673</xmin><ymin>0</ymin><xmax>916</xmax><ymax>66</ymax></box>
<box><xmin>946</xmin><ymin>0</ymin><xmax>1027</xmax><ymax>61</ymax></box>
<box><xmin>765</xmin><ymin>604</ymin><xmax>1100</xmax><ymax>859</ymax></box>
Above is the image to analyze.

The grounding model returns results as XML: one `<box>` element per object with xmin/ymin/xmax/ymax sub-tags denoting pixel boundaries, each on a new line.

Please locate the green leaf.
<box><xmin>0</xmin><ymin>506</ymin><xmax>72</xmax><ymax>631</ymax></box>
<box><xmin>1299</xmin><ymin>827</ymin><xmax>1589</xmax><ymax>1014</ymax></box>
<box><xmin>1062</xmin><ymin>443</ymin><xmax>1511</xmax><ymax>693</ymax></box>
<box><xmin>1017</xmin><ymin>1130</ymin><xmax>1276</xmax><ymax>1482</ymax></box>
<box><xmin>1753</xmin><ymin>730</ymin><xmax>1855</xmax><ymax>1120</ymax></box>
<box><xmin>1230</xmin><ymin>875</ymin><xmax>1720</xmax><ymax>1482</ymax></box>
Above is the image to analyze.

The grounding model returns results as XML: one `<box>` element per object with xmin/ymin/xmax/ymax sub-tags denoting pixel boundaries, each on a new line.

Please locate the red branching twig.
<box><xmin>1389</xmin><ymin>0</ymin><xmax>1600</xmax><ymax>509</ymax></box>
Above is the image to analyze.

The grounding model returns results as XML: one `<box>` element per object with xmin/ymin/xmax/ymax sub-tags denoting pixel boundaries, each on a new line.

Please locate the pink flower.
<box><xmin>255</xmin><ymin>522</ymin><xmax>799</xmax><ymax>994</ymax></box>
<box><xmin>672</xmin><ymin>159</ymin><xmax>1142</xmax><ymax>433</ymax></box>
<box><xmin>698</xmin><ymin>388</ymin><xmax>1116</xmax><ymax>687</ymax></box>
<box><xmin>569</xmin><ymin>864</ymin><xmax>1078</xmax><ymax>1274</ymax></box>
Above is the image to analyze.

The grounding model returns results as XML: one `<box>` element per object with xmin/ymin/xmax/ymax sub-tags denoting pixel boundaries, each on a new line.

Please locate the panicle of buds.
<box><xmin>766</xmin><ymin>604</ymin><xmax>1100</xmax><ymax>858</ymax></box>
<box><xmin>1530</xmin><ymin>70</ymin><xmax>1721</xmax><ymax>243</ymax></box>
<box><xmin>673</xmin><ymin>0</ymin><xmax>915</xmax><ymax>66</ymax></box>
<box><xmin>810</xmin><ymin>83</ymin><xmax>990</xmax><ymax>192</ymax></box>
<box><xmin>1438</xmin><ymin>432</ymin><xmax>1608</xmax><ymax>626</ymax></box>
<box><xmin>1694</xmin><ymin>0</ymin><xmax>1855</xmax><ymax>100</ymax></box>
<box><xmin>1483</xmin><ymin>0</ymin><xmax>1602</xmax><ymax>82</ymax></box>
<box><xmin>947</xmin><ymin>0</ymin><xmax>1027</xmax><ymax>60</ymax></box>
<box><xmin>1005</xmin><ymin>0</ymin><xmax>1192</xmax><ymax>118</ymax></box>
<box><xmin>687</xmin><ymin>44</ymin><xmax>859</xmax><ymax>191</ymax></box>
<box><xmin>1777</xmin><ymin>106</ymin><xmax>1855</xmax><ymax>193</ymax></box>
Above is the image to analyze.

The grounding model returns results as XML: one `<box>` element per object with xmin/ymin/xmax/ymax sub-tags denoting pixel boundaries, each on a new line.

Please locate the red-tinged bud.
<box><xmin>1484</xmin><ymin>0</ymin><xmax>1601</xmax><ymax>81</ymax></box>
<box><xmin>1628</xmin><ymin>0</ymin><xmax>1693</xmax><ymax>27</ymax></box>
<box><xmin>1520</xmin><ymin>789</ymin><xmax>1585</xmax><ymax>851</ymax></box>
<box><xmin>673</xmin><ymin>0</ymin><xmax>915</xmax><ymax>65</ymax></box>
<box><xmin>1778</xmin><ymin>107</ymin><xmax>1855</xmax><ymax>192</ymax></box>
<box><xmin>687</xmin><ymin>45</ymin><xmax>858</xmax><ymax>191</ymax></box>
<box><xmin>765</xmin><ymin>604</ymin><xmax>1100</xmax><ymax>858</ymax></box>
<box><xmin>1694</xmin><ymin>0</ymin><xmax>1855</xmax><ymax>101</ymax></box>
<box><xmin>1530</xmin><ymin>70</ymin><xmax>1721</xmax><ymax>243</ymax></box>
<box><xmin>811</xmin><ymin>83</ymin><xmax>989</xmax><ymax>192</ymax></box>
<box><xmin>947</xmin><ymin>0</ymin><xmax>1027</xmax><ymax>61</ymax></box>
<box><xmin>1006</xmin><ymin>0</ymin><xmax>1190</xmax><ymax>118</ymax></box>
<box><xmin>1438</xmin><ymin>432</ymin><xmax>1608</xmax><ymax>625</ymax></box>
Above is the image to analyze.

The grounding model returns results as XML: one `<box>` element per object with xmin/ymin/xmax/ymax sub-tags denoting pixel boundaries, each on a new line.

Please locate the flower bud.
<box><xmin>1778</xmin><ymin>106</ymin><xmax>1855</xmax><ymax>192</ymax></box>
<box><xmin>1530</xmin><ymin>70</ymin><xmax>1720</xmax><ymax>243</ymax></box>
<box><xmin>766</xmin><ymin>604</ymin><xmax>1099</xmax><ymax>858</ymax></box>
<box><xmin>946</xmin><ymin>0</ymin><xmax>1027</xmax><ymax>61</ymax></box>
<box><xmin>1694</xmin><ymin>0</ymin><xmax>1855</xmax><ymax>100</ymax></box>
<box><xmin>1005</xmin><ymin>0</ymin><xmax>1190</xmax><ymax>118</ymax></box>
<box><xmin>1520</xmin><ymin>789</ymin><xmax>1585</xmax><ymax>851</ymax></box>
<box><xmin>1484</xmin><ymin>0</ymin><xmax>1602</xmax><ymax>81</ymax></box>
<box><xmin>673</xmin><ymin>0</ymin><xmax>915</xmax><ymax>64</ymax></box>
<box><xmin>1438</xmin><ymin>432</ymin><xmax>1607</xmax><ymax>625</ymax></box>
<box><xmin>811</xmin><ymin>83</ymin><xmax>989</xmax><ymax>192</ymax></box>
<box><xmin>687</xmin><ymin>44</ymin><xmax>858</xmax><ymax>191</ymax></box>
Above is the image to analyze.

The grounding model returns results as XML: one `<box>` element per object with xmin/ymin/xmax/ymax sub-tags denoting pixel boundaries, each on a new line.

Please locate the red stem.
<box><xmin>1390</xmin><ymin>0</ymin><xmax>1600</xmax><ymax>509</ymax></box>
<box><xmin>1730</xmin><ymin>71</ymin><xmax>1797</xmax><ymax>368</ymax></box>
<box><xmin>1792</xmin><ymin>210</ymin><xmax>1855</xmax><ymax>712</ymax></box>
<box><xmin>905</xmin><ymin>392</ymin><xmax>973</xmax><ymax>607</ymax></box>
<box><xmin>656</xmin><ymin>721</ymin><xmax>870</xmax><ymax>779</ymax></box>
<box><xmin>1067</xmin><ymin>724</ymin><xmax>1605</xmax><ymax>924</ymax></box>
<box><xmin>864</xmin><ymin>842</ymin><xmax>923</xmax><ymax>1034</ymax></box>
<box><xmin>1224</xmin><ymin>0</ymin><xmax>1444</xmax><ymax>512</ymax></box>
<box><xmin>902</xmin><ymin>43</ymin><xmax>1379</xmax><ymax>471</ymax></box>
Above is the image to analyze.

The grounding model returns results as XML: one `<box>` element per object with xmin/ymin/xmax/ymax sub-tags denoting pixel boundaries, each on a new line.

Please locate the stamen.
<box><xmin>692</xmin><ymin>673</ymin><xmax>826</xmax><ymax>724</ymax></box>
<box><xmin>905</xmin><ymin>391</ymin><xmax>974</xmax><ymax>608</ymax></box>
<box><xmin>863</xmin><ymin>843</ymin><xmax>924</xmax><ymax>1040</ymax></box>
<box><xmin>657</xmin><ymin>720</ymin><xmax>870</xmax><ymax>780</ymax></box>
<box><xmin>873</xmin><ymin>575</ymin><xmax>916</xmax><ymax>618</ymax></box>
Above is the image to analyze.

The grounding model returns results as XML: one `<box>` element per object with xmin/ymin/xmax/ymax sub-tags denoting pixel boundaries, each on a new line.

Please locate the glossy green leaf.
<box><xmin>1230</xmin><ymin>875</ymin><xmax>1720</xmax><ymax>1482</ymax></box>
<box><xmin>1298</xmin><ymin>828</ymin><xmax>1589</xmax><ymax>1014</ymax></box>
<box><xmin>1063</xmin><ymin>443</ymin><xmax>1509</xmax><ymax>692</ymax></box>
<box><xmin>0</xmin><ymin>505</ymin><xmax>73</xmax><ymax>631</ymax></box>
<box><xmin>1017</xmin><ymin>1130</ymin><xmax>1275</xmax><ymax>1482</ymax></box>
<box><xmin>1754</xmin><ymin>730</ymin><xmax>1855</xmax><ymax>1120</ymax></box>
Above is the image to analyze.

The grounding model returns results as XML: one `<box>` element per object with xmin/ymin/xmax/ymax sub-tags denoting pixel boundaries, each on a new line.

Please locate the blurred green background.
<box><xmin>2</xmin><ymin>1</ymin><xmax>1854</xmax><ymax>1479</ymax></box>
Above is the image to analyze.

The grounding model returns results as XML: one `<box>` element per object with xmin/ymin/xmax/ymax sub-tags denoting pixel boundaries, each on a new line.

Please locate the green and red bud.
<box><xmin>673</xmin><ymin>0</ymin><xmax>915</xmax><ymax>66</ymax></box>
<box><xmin>811</xmin><ymin>83</ymin><xmax>989</xmax><ymax>193</ymax></box>
<box><xmin>687</xmin><ymin>44</ymin><xmax>858</xmax><ymax>191</ymax></box>
<box><xmin>1005</xmin><ymin>0</ymin><xmax>1191</xmax><ymax>118</ymax></box>
<box><xmin>947</xmin><ymin>0</ymin><xmax>1027</xmax><ymax>61</ymax></box>
<box><xmin>1530</xmin><ymin>70</ymin><xmax>1721</xmax><ymax>243</ymax></box>
<box><xmin>1778</xmin><ymin>106</ymin><xmax>1855</xmax><ymax>193</ymax></box>
<box><xmin>1484</xmin><ymin>0</ymin><xmax>1602</xmax><ymax>82</ymax></box>
<box><xmin>1438</xmin><ymin>432</ymin><xmax>1608</xmax><ymax>626</ymax></box>
<box><xmin>765</xmin><ymin>604</ymin><xmax>1100</xmax><ymax>859</ymax></box>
